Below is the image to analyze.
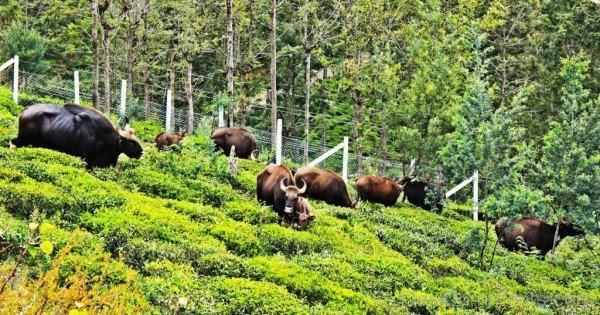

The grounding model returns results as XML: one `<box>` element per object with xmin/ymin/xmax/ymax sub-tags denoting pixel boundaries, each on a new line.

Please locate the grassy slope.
<box><xmin>0</xmin><ymin>87</ymin><xmax>599</xmax><ymax>314</ymax></box>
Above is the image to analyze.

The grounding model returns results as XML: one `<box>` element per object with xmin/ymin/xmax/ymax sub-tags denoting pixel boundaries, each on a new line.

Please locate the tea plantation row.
<box><xmin>0</xmin><ymin>87</ymin><xmax>598</xmax><ymax>314</ymax></box>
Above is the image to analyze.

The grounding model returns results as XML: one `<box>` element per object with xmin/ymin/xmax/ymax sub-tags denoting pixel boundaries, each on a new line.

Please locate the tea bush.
<box><xmin>0</xmin><ymin>91</ymin><xmax>598</xmax><ymax>313</ymax></box>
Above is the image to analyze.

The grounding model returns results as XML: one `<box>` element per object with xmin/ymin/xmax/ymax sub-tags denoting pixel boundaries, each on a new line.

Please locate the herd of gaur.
<box><xmin>7</xmin><ymin>103</ymin><xmax>584</xmax><ymax>257</ymax></box>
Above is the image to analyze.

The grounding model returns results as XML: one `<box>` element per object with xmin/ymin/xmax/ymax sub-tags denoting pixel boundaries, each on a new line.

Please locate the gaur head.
<box><xmin>397</xmin><ymin>176</ymin><xmax>415</xmax><ymax>189</ymax></box>
<box><xmin>279</xmin><ymin>178</ymin><xmax>307</xmax><ymax>214</ymax></box>
<box><xmin>118</xmin><ymin>124</ymin><xmax>144</xmax><ymax>158</ymax></box>
<box><xmin>558</xmin><ymin>219</ymin><xmax>585</xmax><ymax>237</ymax></box>
<box><xmin>210</xmin><ymin>127</ymin><xmax>228</xmax><ymax>147</ymax></box>
<box><xmin>176</xmin><ymin>131</ymin><xmax>186</xmax><ymax>139</ymax></box>
<box><xmin>296</xmin><ymin>197</ymin><xmax>316</xmax><ymax>228</ymax></box>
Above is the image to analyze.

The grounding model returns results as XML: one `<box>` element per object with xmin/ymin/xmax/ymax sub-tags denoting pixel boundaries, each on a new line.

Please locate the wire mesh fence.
<box><xmin>2</xmin><ymin>68</ymin><xmax>444</xmax><ymax>181</ymax></box>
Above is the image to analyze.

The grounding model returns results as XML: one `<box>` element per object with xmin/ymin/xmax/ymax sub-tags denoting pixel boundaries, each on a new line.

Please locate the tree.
<box><xmin>1</xmin><ymin>22</ymin><xmax>46</xmax><ymax>74</ymax></box>
<box><xmin>226</xmin><ymin>0</ymin><xmax>235</xmax><ymax>126</ymax></box>
<box><xmin>98</xmin><ymin>0</ymin><xmax>121</xmax><ymax>113</ymax></box>
<box><xmin>298</xmin><ymin>0</ymin><xmax>340</xmax><ymax>162</ymax></box>
<box><xmin>92</xmin><ymin>0</ymin><xmax>100</xmax><ymax>109</ymax></box>
<box><xmin>269</xmin><ymin>0</ymin><xmax>278</xmax><ymax>149</ymax></box>
<box><xmin>441</xmin><ymin>30</ymin><xmax>530</xmax><ymax>270</ymax></box>
<box><xmin>532</xmin><ymin>56</ymin><xmax>600</xmax><ymax>241</ymax></box>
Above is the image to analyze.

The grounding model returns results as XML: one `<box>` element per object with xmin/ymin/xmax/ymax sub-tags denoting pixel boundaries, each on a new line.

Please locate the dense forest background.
<box><xmin>0</xmin><ymin>0</ymin><xmax>598</xmax><ymax>231</ymax></box>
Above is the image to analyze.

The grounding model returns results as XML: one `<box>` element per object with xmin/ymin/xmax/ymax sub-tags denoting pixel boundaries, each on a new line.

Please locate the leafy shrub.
<box><xmin>82</xmin><ymin>204</ymin><xmax>226</xmax><ymax>258</ymax></box>
<box><xmin>343</xmin><ymin>252</ymin><xmax>431</xmax><ymax>293</ymax></box>
<box><xmin>395</xmin><ymin>288</ymin><xmax>464</xmax><ymax>314</ymax></box>
<box><xmin>210</xmin><ymin>222</ymin><xmax>263</xmax><ymax>257</ymax></box>
<box><xmin>293</xmin><ymin>253</ymin><xmax>369</xmax><ymax>293</ymax></box>
<box><xmin>143</xmin><ymin>260</ymin><xmax>208</xmax><ymax>314</ymax></box>
<box><xmin>0</xmin><ymin>225</ymin><xmax>152</xmax><ymax>313</ymax></box>
<box><xmin>423</xmin><ymin>257</ymin><xmax>473</xmax><ymax>278</ymax></box>
<box><xmin>121</xmin><ymin>238</ymin><xmax>206</xmax><ymax>272</ymax></box>
<box><xmin>130</xmin><ymin>119</ymin><xmax>163</xmax><ymax>143</ymax></box>
<box><xmin>164</xmin><ymin>200</ymin><xmax>226</xmax><ymax>224</ymax></box>
<box><xmin>223</xmin><ymin>200</ymin><xmax>277</xmax><ymax>224</ymax></box>
<box><xmin>0</xmin><ymin>147</ymin><xmax>86</xmax><ymax>168</ymax></box>
<box><xmin>206</xmin><ymin>277</ymin><xmax>311</xmax><ymax>314</ymax></box>
<box><xmin>1</xmin><ymin>88</ymin><xmax>599</xmax><ymax>314</ymax></box>
<box><xmin>18</xmin><ymin>92</ymin><xmax>66</xmax><ymax>107</ymax></box>
<box><xmin>195</xmin><ymin>253</ymin><xmax>251</xmax><ymax>278</ymax></box>
<box><xmin>441</xmin><ymin>203</ymin><xmax>473</xmax><ymax>221</ymax></box>
<box><xmin>258</xmin><ymin>224</ymin><xmax>331</xmax><ymax>256</ymax></box>
<box><xmin>246</xmin><ymin>255</ymin><xmax>380</xmax><ymax>313</ymax></box>
<box><xmin>429</xmin><ymin>276</ymin><xmax>540</xmax><ymax>314</ymax></box>
<box><xmin>0</xmin><ymin>178</ymin><xmax>73</xmax><ymax>219</ymax></box>
<box><xmin>0</xmin><ymin>87</ymin><xmax>22</xmax><ymax>115</ymax></box>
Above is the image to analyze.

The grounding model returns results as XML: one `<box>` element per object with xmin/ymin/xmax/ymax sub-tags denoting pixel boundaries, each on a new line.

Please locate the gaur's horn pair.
<box><xmin>280</xmin><ymin>178</ymin><xmax>307</xmax><ymax>194</ymax></box>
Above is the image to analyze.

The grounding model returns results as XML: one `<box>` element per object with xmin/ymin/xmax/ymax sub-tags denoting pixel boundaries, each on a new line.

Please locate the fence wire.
<box><xmin>4</xmin><ymin>69</ymin><xmax>449</xmax><ymax>182</ymax></box>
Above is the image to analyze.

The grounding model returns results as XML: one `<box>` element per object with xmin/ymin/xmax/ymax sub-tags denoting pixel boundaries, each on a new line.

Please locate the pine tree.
<box><xmin>533</xmin><ymin>56</ymin><xmax>600</xmax><ymax>236</ymax></box>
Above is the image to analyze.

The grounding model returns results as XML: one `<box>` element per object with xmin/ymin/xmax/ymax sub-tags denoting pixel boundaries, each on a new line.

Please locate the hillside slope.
<box><xmin>0</xmin><ymin>87</ymin><xmax>599</xmax><ymax>314</ymax></box>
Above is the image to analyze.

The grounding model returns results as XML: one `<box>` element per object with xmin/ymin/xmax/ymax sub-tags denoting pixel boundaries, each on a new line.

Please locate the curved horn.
<box><xmin>297</xmin><ymin>179</ymin><xmax>307</xmax><ymax>194</ymax></box>
<box><xmin>279</xmin><ymin>178</ymin><xmax>289</xmax><ymax>192</ymax></box>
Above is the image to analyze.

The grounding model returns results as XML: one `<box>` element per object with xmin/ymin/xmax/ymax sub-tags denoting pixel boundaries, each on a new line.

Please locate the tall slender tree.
<box><xmin>226</xmin><ymin>0</ymin><xmax>235</xmax><ymax>126</ymax></box>
<box><xmin>91</xmin><ymin>0</ymin><xmax>100</xmax><ymax>109</ymax></box>
<box><xmin>269</xmin><ymin>0</ymin><xmax>278</xmax><ymax>149</ymax></box>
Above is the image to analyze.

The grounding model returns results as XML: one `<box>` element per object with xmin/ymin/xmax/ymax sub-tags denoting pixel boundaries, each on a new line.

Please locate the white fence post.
<box><xmin>218</xmin><ymin>106</ymin><xmax>225</xmax><ymax>127</ymax></box>
<box><xmin>166</xmin><ymin>89</ymin><xmax>172</xmax><ymax>132</ymax></box>
<box><xmin>120</xmin><ymin>80</ymin><xmax>127</xmax><ymax>117</ymax></box>
<box><xmin>0</xmin><ymin>58</ymin><xmax>14</xmax><ymax>72</ymax></box>
<box><xmin>342</xmin><ymin>136</ymin><xmax>349</xmax><ymax>182</ymax></box>
<box><xmin>13</xmin><ymin>55</ymin><xmax>19</xmax><ymax>104</ymax></box>
<box><xmin>74</xmin><ymin>70</ymin><xmax>80</xmax><ymax>104</ymax></box>
<box><xmin>409</xmin><ymin>158</ymin><xmax>416</xmax><ymax>176</ymax></box>
<box><xmin>445</xmin><ymin>169</ymin><xmax>479</xmax><ymax>221</ymax></box>
<box><xmin>276</xmin><ymin>119</ymin><xmax>282</xmax><ymax>165</ymax></box>
<box><xmin>473</xmin><ymin>170</ymin><xmax>479</xmax><ymax>221</ymax></box>
<box><xmin>308</xmin><ymin>136</ymin><xmax>350</xmax><ymax>180</ymax></box>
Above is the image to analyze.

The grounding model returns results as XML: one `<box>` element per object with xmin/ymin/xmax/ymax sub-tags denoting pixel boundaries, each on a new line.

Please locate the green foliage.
<box><xmin>483</xmin><ymin>185</ymin><xmax>552</xmax><ymax>220</ymax></box>
<box><xmin>440</xmin><ymin>30</ymin><xmax>529</xmax><ymax>205</ymax></box>
<box><xmin>531</xmin><ymin>56</ymin><xmax>600</xmax><ymax>232</ymax></box>
<box><xmin>0</xmin><ymin>91</ymin><xmax>598</xmax><ymax>313</ymax></box>
<box><xmin>130</xmin><ymin>119</ymin><xmax>164</xmax><ymax>143</ymax></box>
<box><xmin>1</xmin><ymin>22</ymin><xmax>46</xmax><ymax>73</ymax></box>
<box><xmin>206</xmin><ymin>277</ymin><xmax>311</xmax><ymax>315</ymax></box>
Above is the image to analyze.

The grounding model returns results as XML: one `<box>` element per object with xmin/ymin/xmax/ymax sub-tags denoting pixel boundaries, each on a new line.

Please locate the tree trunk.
<box><xmin>269</xmin><ymin>0</ymin><xmax>277</xmax><ymax>149</ymax></box>
<box><xmin>226</xmin><ymin>0</ymin><xmax>235</xmax><ymax>126</ymax></box>
<box><xmin>480</xmin><ymin>216</ymin><xmax>490</xmax><ymax>271</ymax></box>
<box><xmin>303</xmin><ymin>3</ymin><xmax>312</xmax><ymax>163</ymax></box>
<box><xmin>92</xmin><ymin>0</ymin><xmax>100</xmax><ymax>109</ymax></box>
<box><xmin>489</xmin><ymin>236</ymin><xmax>500</xmax><ymax>270</ymax></box>
<box><xmin>169</xmin><ymin>60</ymin><xmax>175</xmax><ymax>131</ymax></box>
<box><xmin>350</xmin><ymin>49</ymin><xmax>363</xmax><ymax>174</ymax></box>
<box><xmin>321</xmin><ymin>68</ymin><xmax>328</xmax><ymax>155</ymax></box>
<box><xmin>286</xmin><ymin>60</ymin><xmax>295</xmax><ymax>136</ymax></box>
<box><xmin>241</xmin><ymin>100</ymin><xmax>247</xmax><ymax>126</ymax></box>
<box><xmin>125</xmin><ymin>19</ymin><xmax>134</xmax><ymax>95</ymax></box>
<box><xmin>551</xmin><ymin>221</ymin><xmax>561</xmax><ymax>255</ymax></box>
<box><xmin>99</xmin><ymin>0</ymin><xmax>113</xmax><ymax>114</ymax></box>
<box><xmin>321</xmin><ymin>106</ymin><xmax>327</xmax><ymax>153</ymax></box>
<box><xmin>186</xmin><ymin>60</ymin><xmax>194</xmax><ymax>134</ymax></box>
<box><xmin>141</xmin><ymin>9</ymin><xmax>150</xmax><ymax>117</ymax></box>
<box><xmin>102</xmin><ymin>29</ymin><xmax>111</xmax><ymax>113</ymax></box>
<box><xmin>379</xmin><ymin>101</ymin><xmax>388</xmax><ymax>176</ymax></box>
<box><xmin>304</xmin><ymin>51</ymin><xmax>311</xmax><ymax>163</ymax></box>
